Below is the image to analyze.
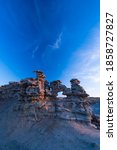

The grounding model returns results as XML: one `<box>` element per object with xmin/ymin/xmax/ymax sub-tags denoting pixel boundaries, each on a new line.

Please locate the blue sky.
<box><xmin>0</xmin><ymin>0</ymin><xmax>100</xmax><ymax>96</ymax></box>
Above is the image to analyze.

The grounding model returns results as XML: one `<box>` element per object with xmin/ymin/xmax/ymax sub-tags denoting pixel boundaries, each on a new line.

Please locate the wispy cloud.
<box><xmin>60</xmin><ymin>26</ymin><xmax>100</xmax><ymax>96</ymax></box>
<box><xmin>49</xmin><ymin>32</ymin><xmax>63</xmax><ymax>49</ymax></box>
<box><xmin>32</xmin><ymin>46</ymin><xmax>39</xmax><ymax>59</ymax></box>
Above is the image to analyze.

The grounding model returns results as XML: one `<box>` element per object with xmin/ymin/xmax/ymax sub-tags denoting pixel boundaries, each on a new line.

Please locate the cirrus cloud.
<box><xmin>60</xmin><ymin>26</ymin><xmax>100</xmax><ymax>96</ymax></box>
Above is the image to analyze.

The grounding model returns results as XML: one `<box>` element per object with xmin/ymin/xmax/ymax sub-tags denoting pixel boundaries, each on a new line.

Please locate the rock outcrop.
<box><xmin>0</xmin><ymin>70</ymin><xmax>98</xmax><ymax>127</ymax></box>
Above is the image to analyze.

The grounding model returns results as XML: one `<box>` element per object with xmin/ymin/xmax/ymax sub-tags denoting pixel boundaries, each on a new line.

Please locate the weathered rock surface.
<box><xmin>0</xmin><ymin>70</ymin><xmax>100</xmax><ymax>128</ymax></box>
<box><xmin>0</xmin><ymin>70</ymin><xmax>100</xmax><ymax>149</ymax></box>
<box><xmin>0</xmin><ymin>98</ymin><xmax>99</xmax><ymax>150</ymax></box>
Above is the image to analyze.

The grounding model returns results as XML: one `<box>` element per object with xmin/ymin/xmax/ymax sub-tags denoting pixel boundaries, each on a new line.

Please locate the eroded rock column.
<box><xmin>34</xmin><ymin>70</ymin><xmax>46</xmax><ymax>100</ymax></box>
<box><xmin>70</xmin><ymin>79</ymin><xmax>89</xmax><ymax>98</ymax></box>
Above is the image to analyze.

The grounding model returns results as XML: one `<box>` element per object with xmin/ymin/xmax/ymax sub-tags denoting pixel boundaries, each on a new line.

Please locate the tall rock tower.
<box><xmin>34</xmin><ymin>70</ymin><xmax>46</xmax><ymax>100</ymax></box>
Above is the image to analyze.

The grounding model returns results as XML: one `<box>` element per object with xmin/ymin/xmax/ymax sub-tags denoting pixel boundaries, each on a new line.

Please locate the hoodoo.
<box><xmin>0</xmin><ymin>70</ymin><xmax>93</xmax><ymax>124</ymax></box>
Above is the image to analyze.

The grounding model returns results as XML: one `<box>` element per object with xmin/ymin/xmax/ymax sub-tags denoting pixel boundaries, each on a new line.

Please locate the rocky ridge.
<box><xmin>0</xmin><ymin>70</ymin><xmax>100</xmax><ymax>128</ymax></box>
<box><xmin>0</xmin><ymin>70</ymin><xmax>100</xmax><ymax>150</ymax></box>
<box><xmin>0</xmin><ymin>70</ymin><xmax>95</xmax><ymax>124</ymax></box>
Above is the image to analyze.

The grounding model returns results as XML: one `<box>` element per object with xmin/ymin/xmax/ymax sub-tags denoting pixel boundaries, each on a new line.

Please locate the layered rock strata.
<box><xmin>0</xmin><ymin>70</ymin><xmax>93</xmax><ymax>125</ymax></box>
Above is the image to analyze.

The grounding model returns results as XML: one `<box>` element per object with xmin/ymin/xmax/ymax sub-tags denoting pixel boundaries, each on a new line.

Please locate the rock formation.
<box><xmin>0</xmin><ymin>70</ymin><xmax>99</xmax><ymax>127</ymax></box>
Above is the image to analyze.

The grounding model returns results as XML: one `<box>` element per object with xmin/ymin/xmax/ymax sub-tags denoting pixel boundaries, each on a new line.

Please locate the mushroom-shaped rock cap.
<box><xmin>50</xmin><ymin>80</ymin><xmax>62</xmax><ymax>84</ymax></box>
<box><xmin>34</xmin><ymin>70</ymin><xmax>46</xmax><ymax>78</ymax></box>
<box><xmin>34</xmin><ymin>70</ymin><xmax>43</xmax><ymax>73</ymax></box>
<box><xmin>56</xmin><ymin>80</ymin><xmax>62</xmax><ymax>83</ymax></box>
<box><xmin>70</xmin><ymin>79</ymin><xmax>80</xmax><ymax>84</ymax></box>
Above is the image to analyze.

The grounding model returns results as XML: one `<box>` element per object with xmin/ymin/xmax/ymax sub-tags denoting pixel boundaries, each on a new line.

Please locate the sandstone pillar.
<box><xmin>34</xmin><ymin>70</ymin><xmax>46</xmax><ymax>100</ymax></box>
